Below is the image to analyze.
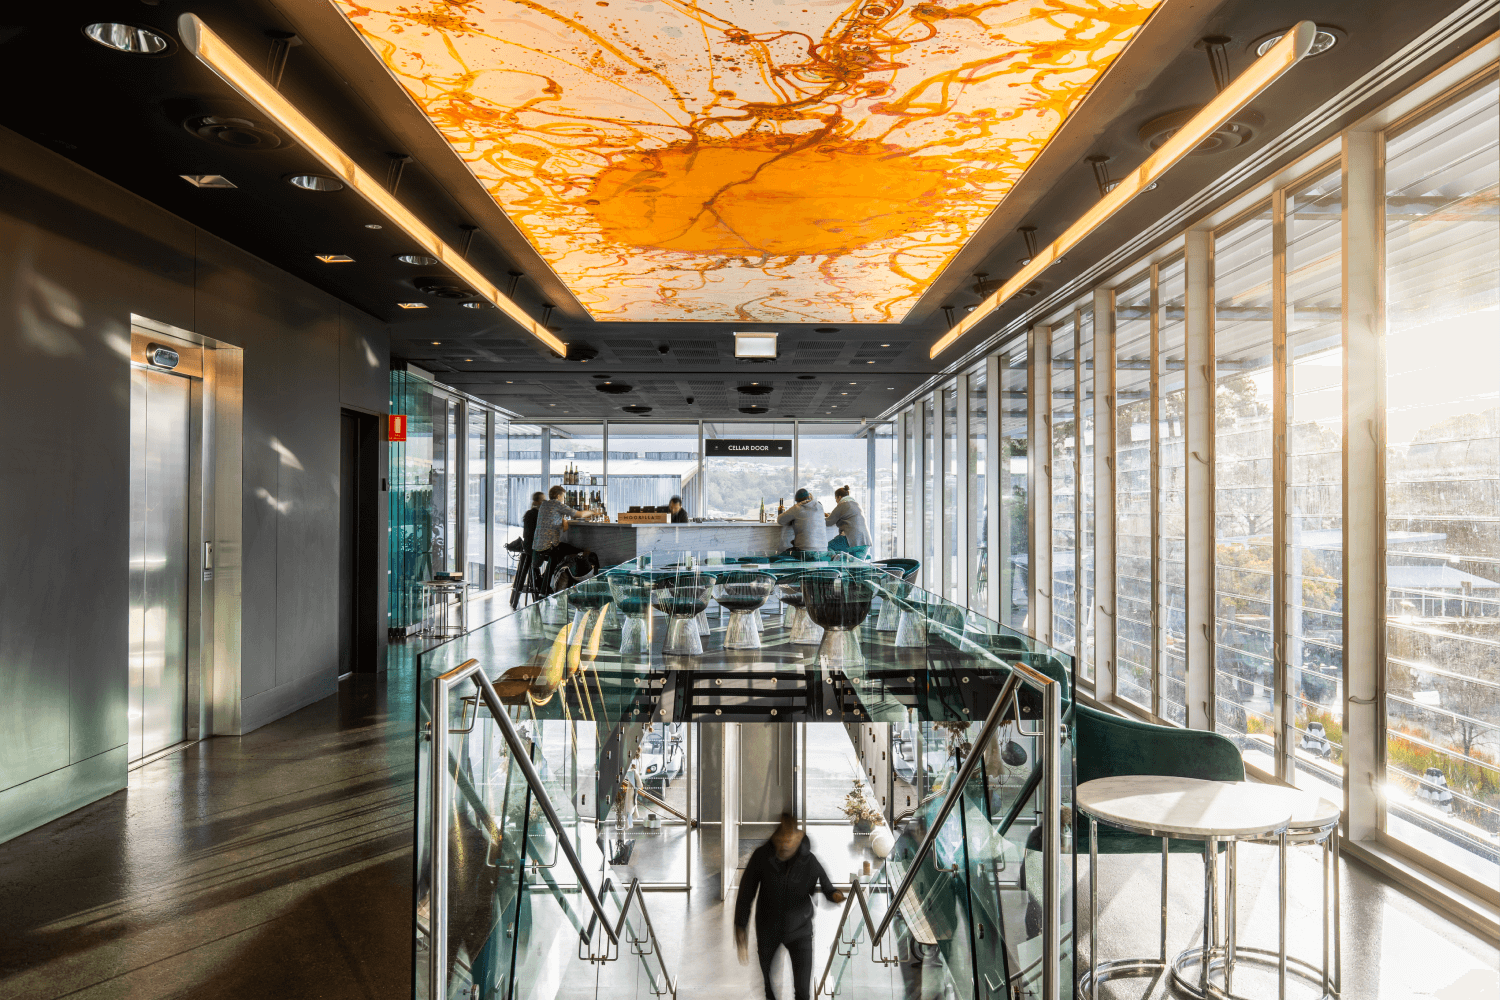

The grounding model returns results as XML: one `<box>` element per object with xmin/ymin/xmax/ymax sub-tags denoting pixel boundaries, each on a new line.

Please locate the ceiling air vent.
<box><xmin>183</xmin><ymin>114</ymin><xmax>286</xmax><ymax>150</ymax></box>
<box><xmin>738</xmin><ymin>405</ymin><xmax>769</xmax><ymax>415</ymax></box>
<box><xmin>596</xmin><ymin>382</ymin><xmax>633</xmax><ymax>394</ymax></box>
<box><xmin>1138</xmin><ymin>107</ymin><xmax>1264</xmax><ymax>155</ymax></box>
<box><xmin>566</xmin><ymin>344</ymin><xmax>600</xmax><ymax>362</ymax></box>
<box><xmin>736</xmin><ymin>384</ymin><xmax>774</xmax><ymax>396</ymax></box>
<box><xmin>414</xmin><ymin>277</ymin><xmax>475</xmax><ymax>299</ymax></box>
<box><xmin>621</xmin><ymin>404</ymin><xmax>653</xmax><ymax>415</ymax></box>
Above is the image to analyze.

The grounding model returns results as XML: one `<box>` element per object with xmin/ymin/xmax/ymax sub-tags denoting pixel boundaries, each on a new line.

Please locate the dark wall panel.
<box><xmin>0</xmin><ymin>127</ymin><xmax>391</xmax><ymax>839</ymax></box>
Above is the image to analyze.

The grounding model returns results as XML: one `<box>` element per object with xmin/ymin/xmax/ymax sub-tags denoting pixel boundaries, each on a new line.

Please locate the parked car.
<box><xmin>637</xmin><ymin>723</ymin><xmax>685</xmax><ymax>786</ymax></box>
<box><xmin>1416</xmin><ymin>766</ymin><xmax>1454</xmax><ymax>814</ymax></box>
<box><xmin>1299</xmin><ymin>722</ymin><xmax>1331</xmax><ymax>757</ymax></box>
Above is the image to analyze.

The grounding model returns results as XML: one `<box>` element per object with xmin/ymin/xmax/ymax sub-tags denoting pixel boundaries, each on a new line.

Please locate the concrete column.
<box><xmin>1184</xmin><ymin>229</ymin><xmax>1215</xmax><ymax>731</ymax></box>
<box><xmin>1028</xmin><ymin>325</ymin><xmax>1052</xmax><ymax>643</ymax></box>
<box><xmin>1342</xmin><ymin>130</ymin><xmax>1382</xmax><ymax>844</ymax></box>
<box><xmin>1092</xmin><ymin>288</ymin><xmax>1117</xmax><ymax>698</ymax></box>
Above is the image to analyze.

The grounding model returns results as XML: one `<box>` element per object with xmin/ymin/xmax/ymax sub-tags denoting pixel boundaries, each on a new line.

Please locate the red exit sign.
<box><xmin>388</xmin><ymin>414</ymin><xmax>407</xmax><ymax>442</ymax></box>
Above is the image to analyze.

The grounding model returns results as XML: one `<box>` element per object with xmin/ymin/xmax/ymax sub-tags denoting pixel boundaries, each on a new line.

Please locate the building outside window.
<box><xmin>998</xmin><ymin>352</ymin><xmax>1029</xmax><ymax>631</ymax></box>
<box><xmin>1156</xmin><ymin>255</ymin><xmax>1189</xmax><ymax>725</ymax></box>
<box><xmin>703</xmin><ymin>422</ymin><xmax>793</xmax><ymax>521</ymax></box>
<box><xmin>969</xmin><ymin>371</ymin><xmax>988</xmax><ymax>614</ymax></box>
<box><xmin>1213</xmin><ymin>205</ymin><xmax>1277</xmax><ymax>767</ymax></box>
<box><xmin>1381</xmin><ymin>77</ymin><xmax>1499</xmax><ymax>887</ymax></box>
<box><xmin>604</xmin><ymin>423</ymin><xmax>700</xmax><ymax>515</ymax></box>
<box><xmin>1051</xmin><ymin>319</ymin><xmax>1077</xmax><ymax>658</ymax></box>
<box><xmin>1115</xmin><ymin>273</ymin><xmax>1154</xmax><ymax>711</ymax></box>
<box><xmin>942</xmin><ymin>385</ymin><xmax>960</xmax><ymax>603</ymax></box>
<box><xmin>466</xmin><ymin>406</ymin><xmax>488</xmax><ymax>589</ymax></box>
<box><xmin>1285</xmin><ymin>169</ymin><xmax>1345</xmax><ymax>797</ymax></box>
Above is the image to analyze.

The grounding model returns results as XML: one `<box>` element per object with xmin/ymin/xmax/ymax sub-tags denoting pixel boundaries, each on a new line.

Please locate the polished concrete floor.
<box><xmin>0</xmin><ymin>669</ymin><xmax>417</xmax><ymax>1000</ymax></box>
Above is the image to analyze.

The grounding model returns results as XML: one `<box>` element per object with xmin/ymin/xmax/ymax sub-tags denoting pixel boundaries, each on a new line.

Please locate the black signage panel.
<box><xmin>705</xmin><ymin>439</ymin><xmax>791</xmax><ymax>457</ymax></box>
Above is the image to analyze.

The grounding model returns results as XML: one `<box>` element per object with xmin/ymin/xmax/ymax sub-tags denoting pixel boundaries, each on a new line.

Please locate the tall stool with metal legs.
<box><xmin>802</xmin><ymin>568</ymin><xmax>877</xmax><ymax>668</ymax></box>
<box><xmin>1077</xmin><ymin>776</ymin><xmax>1293</xmax><ymax>1000</ymax></box>
<box><xmin>606</xmin><ymin>571</ymin><xmax>654</xmax><ymax>656</ymax></box>
<box><xmin>1170</xmin><ymin>784</ymin><xmax>1342</xmax><ymax>1000</ymax></box>
<box><xmin>777</xmin><ymin>577</ymin><xmax>823</xmax><ymax>645</ymax></box>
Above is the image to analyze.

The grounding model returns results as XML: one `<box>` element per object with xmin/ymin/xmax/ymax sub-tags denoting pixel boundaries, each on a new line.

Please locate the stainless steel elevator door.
<box><xmin>129</xmin><ymin>368</ymin><xmax>191</xmax><ymax>762</ymax></box>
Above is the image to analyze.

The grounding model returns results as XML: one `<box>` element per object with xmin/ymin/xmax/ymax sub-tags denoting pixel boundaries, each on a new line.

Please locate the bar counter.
<box><xmin>565</xmin><ymin>520</ymin><xmax>836</xmax><ymax>565</ymax></box>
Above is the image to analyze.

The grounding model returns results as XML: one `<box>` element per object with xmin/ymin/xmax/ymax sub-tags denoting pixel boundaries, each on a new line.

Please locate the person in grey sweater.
<box><xmin>824</xmin><ymin>485</ymin><xmax>871</xmax><ymax>558</ymax></box>
<box><xmin>777</xmin><ymin>489</ymin><xmax>826</xmax><ymax>553</ymax></box>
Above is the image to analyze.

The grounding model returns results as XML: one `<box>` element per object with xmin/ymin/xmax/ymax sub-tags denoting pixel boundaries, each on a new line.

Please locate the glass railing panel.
<box><xmin>414</xmin><ymin>549</ymin><xmax>1078</xmax><ymax>1000</ymax></box>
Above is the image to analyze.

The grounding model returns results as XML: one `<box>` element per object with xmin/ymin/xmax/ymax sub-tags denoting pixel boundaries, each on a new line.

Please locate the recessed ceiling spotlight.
<box><xmin>887</xmin><ymin>387</ymin><xmax>895</xmax><ymax>390</ymax></box>
<box><xmin>286</xmin><ymin>173</ymin><xmax>344</xmax><ymax>192</ymax></box>
<box><xmin>364</xmin><ymin>224</ymin><xmax>383</xmax><ymax>230</ymax></box>
<box><xmin>180</xmin><ymin>174</ymin><xmax>236</xmax><ymax>189</ymax></box>
<box><xmin>849</xmin><ymin>382</ymin><xmax>856</xmax><ymax>385</ymax></box>
<box><xmin>866</xmin><ymin>361</ymin><xmax>875</xmax><ymax>364</ymax></box>
<box><xmin>465</xmin><ymin>358</ymin><xmax>473</xmax><ymax>362</ymax></box>
<box><xmin>397</xmin><ymin>254</ymin><xmax>439</xmax><ymax>265</ymax></box>
<box><xmin>397</xmin><ymin>302</ymin><xmax>427</xmax><ymax>309</ymax></box>
<box><xmin>315</xmin><ymin>254</ymin><xmax>355</xmax><ymax>263</ymax></box>
<box><xmin>840</xmin><ymin>392</ymin><xmax>848</xmax><ymax>395</ymax></box>
<box><xmin>1254</xmin><ymin>25</ymin><xmax>1339</xmax><ymax>58</ymax></box>
<box><xmin>84</xmin><ymin>22</ymin><xmax>172</xmax><ymax>55</ymax></box>
<box><xmin>431</xmin><ymin>341</ymin><xmax>441</xmax><ymax>345</ymax></box>
<box><xmin>880</xmin><ymin>343</ymin><xmax>890</xmax><ymax>347</ymax></box>
<box><xmin>461</xmin><ymin>302</ymin><xmax>489</xmax><ymax>309</ymax></box>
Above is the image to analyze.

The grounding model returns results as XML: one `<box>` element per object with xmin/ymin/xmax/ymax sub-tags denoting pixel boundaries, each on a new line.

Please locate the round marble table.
<box><xmin>1076</xmin><ymin>775</ymin><xmax>1293</xmax><ymax>1000</ymax></box>
<box><xmin>1170</xmin><ymin>783</ymin><xmax>1342</xmax><ymax>1000</ymax></box>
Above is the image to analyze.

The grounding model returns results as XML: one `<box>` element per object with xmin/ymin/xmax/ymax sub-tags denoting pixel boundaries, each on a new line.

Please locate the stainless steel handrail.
<box><xmin>581</xmin><ymin>876</ymin><xmax>679</xmax><ymax>997</ymax></box>
<box><xmin>815</xmin><ymin>659</ymin><xmax>1064</xmax><ymax>1000</ymax></box>
<box><xmin>429</xmin><ymin>658</ymin><xmax>621</xmax><ymax>1000</ymax></box>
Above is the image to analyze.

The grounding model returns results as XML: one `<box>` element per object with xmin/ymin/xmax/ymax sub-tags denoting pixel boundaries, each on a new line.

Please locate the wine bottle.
<box><xmin>777</xmin><ymin>498</ymin><xmax>785</xmax><ymax>516</ymax></box>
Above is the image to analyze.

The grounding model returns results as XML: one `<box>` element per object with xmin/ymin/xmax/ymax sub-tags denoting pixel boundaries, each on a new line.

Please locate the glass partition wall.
<box><xmin>876</xmin><ymin>61</ymin><xmax>1499</xmax><ymax>898</ymax></box>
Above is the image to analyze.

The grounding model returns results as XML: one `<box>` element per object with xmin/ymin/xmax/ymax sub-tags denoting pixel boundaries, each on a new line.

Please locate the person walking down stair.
<box><xmin>735</xmin><ymin>814</ymin><xmax>845</xmax><ymax>1000</ymax></box>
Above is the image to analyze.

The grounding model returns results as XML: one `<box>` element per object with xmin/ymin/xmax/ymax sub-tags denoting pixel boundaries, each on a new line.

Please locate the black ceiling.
<box><xmin>0</xmin><ymin>1</ymin><xmax>1484</xmax><ymax>419</ymax></box>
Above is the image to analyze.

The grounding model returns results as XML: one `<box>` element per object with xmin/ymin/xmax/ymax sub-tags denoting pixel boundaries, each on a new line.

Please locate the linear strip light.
<box><xmin>177</xmin><ymin>14</ymin><xmax>566</xmax><ymax>356</ymax></box>
<box><xmin>930</xmin><ymin>20</ymin><xmax>1317</xmax><ymax>360</ymax></box>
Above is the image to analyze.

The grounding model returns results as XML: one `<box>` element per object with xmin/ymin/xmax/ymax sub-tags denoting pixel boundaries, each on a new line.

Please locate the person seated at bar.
<box><xmin>777</xmin><ymin>488</ymin><xmax>827</xmax><ymax>557</ymax></box>
<box><xmin>668</xmin><ymin>495</ymin><xmax>690</xmax><ymax>523</ymax></box>
<box><xmin>534</xmin><ymin>484</ymin><xmax>601</xmax><ymax>581</ymax></box>
<box><xmin>825</xmin><ymin>485</ymin><xmax>871</xmax><ymax>559</ymax></box>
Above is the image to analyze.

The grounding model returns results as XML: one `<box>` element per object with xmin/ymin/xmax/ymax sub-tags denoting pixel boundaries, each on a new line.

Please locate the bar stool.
<box><xmin>893</xmin><ymin>592</ymin><xmax>930</xmax><ymax>647</ymax></box>
<box><xmin>1078</xmin><ymin>776</ymin><xmax>1293</xmax><ymax>1000</ymax></box>
<box><xmin>606</xmin><ymin>571</ymin><xmax>654</xmax><ymax>656</ymax></box>
<box><xmin>657</xmin><ymin>571</ymin><xmax>714</xmax><ymax>656</ymax></box>
<box><xmin>802</xmin><ymin>569</ymin><xmax>877</xmax><ymax>668</ymax></box>
<box><xmin>714</xmin><ymin>571</ymin><xmax>776</xmax><ymax>650</ymax></box>
<box><xmin>1171</xmin><ymin>785</ymin><xmax>1342</xmax><ymax>1000</ymax></box>
<box><xmin>873</xmin><ymin>559</ymin><xmax>920</xmax><ymax>632</ymax></box>
<box><xmin>777</xmin><ymin>577</ymin><xmax>823</xmax><ymax>645</ymax></box>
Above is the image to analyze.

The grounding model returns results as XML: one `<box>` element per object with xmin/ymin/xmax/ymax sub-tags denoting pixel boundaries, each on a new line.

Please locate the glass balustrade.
<box><xmin>415</xmin><ymin>550</ymin><xmax>1075</xmax><ymax>1000</ymax></box>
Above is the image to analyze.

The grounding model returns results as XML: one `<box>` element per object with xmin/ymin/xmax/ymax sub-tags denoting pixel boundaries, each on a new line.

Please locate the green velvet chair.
<box><xmin>1074</xmin><ymin>703</ymin><xmax>1245</xmax><ymax>855</ymax></box>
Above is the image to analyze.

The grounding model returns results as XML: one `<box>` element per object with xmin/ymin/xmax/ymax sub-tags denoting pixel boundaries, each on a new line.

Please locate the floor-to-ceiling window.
<box><xmin>505</xmin><ymin>425</ymin><xmax>542</xmax><ymax>559</ymax></box>
<box><xmin>942</xmin><ymin>385</ymin><xmax>960</xmax><ymax>602</ymax></box>
<box><xmin>797</xmin><ymin>421</ymin><xmax>870</xmax><ymax>519</ymax></box>
<box><xmin>922</xmin><ymin>397</ymin><xmax>936</xmax><ymax>591</ymax></box>
<box><xmin>441</xmin><ymin>399</ymin><xmax>459</xmax><ymax>573</ymax></box>
<box><xmin>703</xmin><ymin>422</ymin><xmax>793</xmax><ymax>521</ymax></box>
<box><xmin>970</xmin><ymin>371</ymin><xmax>988</xmax><ymax>614</ymax></box>
<box><xmin>1115</xmin><ymin>274</ymin><xmax>1154</xmax><ymax>711</ymax></box>
<box><xmin>1382</xmin><ymin>76</ymin><xmax>1499</xmax><ymax>886</ymax></box>
<box><xmin>605</xmin><ymin>423</ymin><xmax>700</xmax><ymax>515</ymax></box>
<box><xmin>1051</xmin><ymin>318</ymin><xmax>1077</xmax><ymax>657</ymax></box>
<box><xmin>873</xmin><ymin>422</ymin><xmax>898</xmax><ymax>560</ymax></box>
<box><xmin>466</xmin><ymin>406</ymin><xmax>489</xmax><ymax>589</ymax></box>
<box><xmin>1285</xmin><ymin>169</ymin><xmax>1345</xmax><ymax>795</ymax></box>
<box><xmin>548</xmin><ymin>423</ymin><xmax>604</xmax><ymax>503</ymax></box>
<box><xmin>1157</xmin><ymin>256</ymin><xmax>1189</xmax><ymax>725</ymax></box>
<box><xmin>1078</xmin><ymin>308</ymin><xmax>1096</xmax><ymax>685</ymax></box>
<box><xmin>1213</xmin><ymin>205</ymin><xmax>1277</xmax><ymax>767</ymax></box>
<box><xmin>999</xmin><ymin>352</ymin><xmax>1029</xmax><ymax>630</ymax></box>
<box><xmin>491</xmin><ymin>414</ymin><xmax>512</xmax><ymax>586</ymax></box>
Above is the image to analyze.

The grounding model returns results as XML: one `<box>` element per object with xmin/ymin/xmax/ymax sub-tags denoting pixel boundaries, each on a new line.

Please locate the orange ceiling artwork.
<box><xmin>332</xmin><ymin>0</ymin><xmax>1165</xmax><ymax>323</ymax></box>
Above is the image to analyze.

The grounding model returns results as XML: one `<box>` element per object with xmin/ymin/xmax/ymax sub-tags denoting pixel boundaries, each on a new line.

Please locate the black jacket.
<box><xmin>734</xmin><ymin>836</ymin><xmax>838</xmax><ymax>941</ymax></box>
<box><xmin>522</xmin><ymin>508</ymin><xmax>538</xmax><ymax>550</ymax></box>
<box><xmin>670</xmin><ymin>507</ymin><xmax>689</xmax><ymax>523</ymax></box>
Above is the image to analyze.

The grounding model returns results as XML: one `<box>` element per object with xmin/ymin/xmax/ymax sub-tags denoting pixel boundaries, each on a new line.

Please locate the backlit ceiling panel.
<box><xmin>335</xmin><ymin>0</ymin><xmax>1164</xmax><ymax>322</ymax></box>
